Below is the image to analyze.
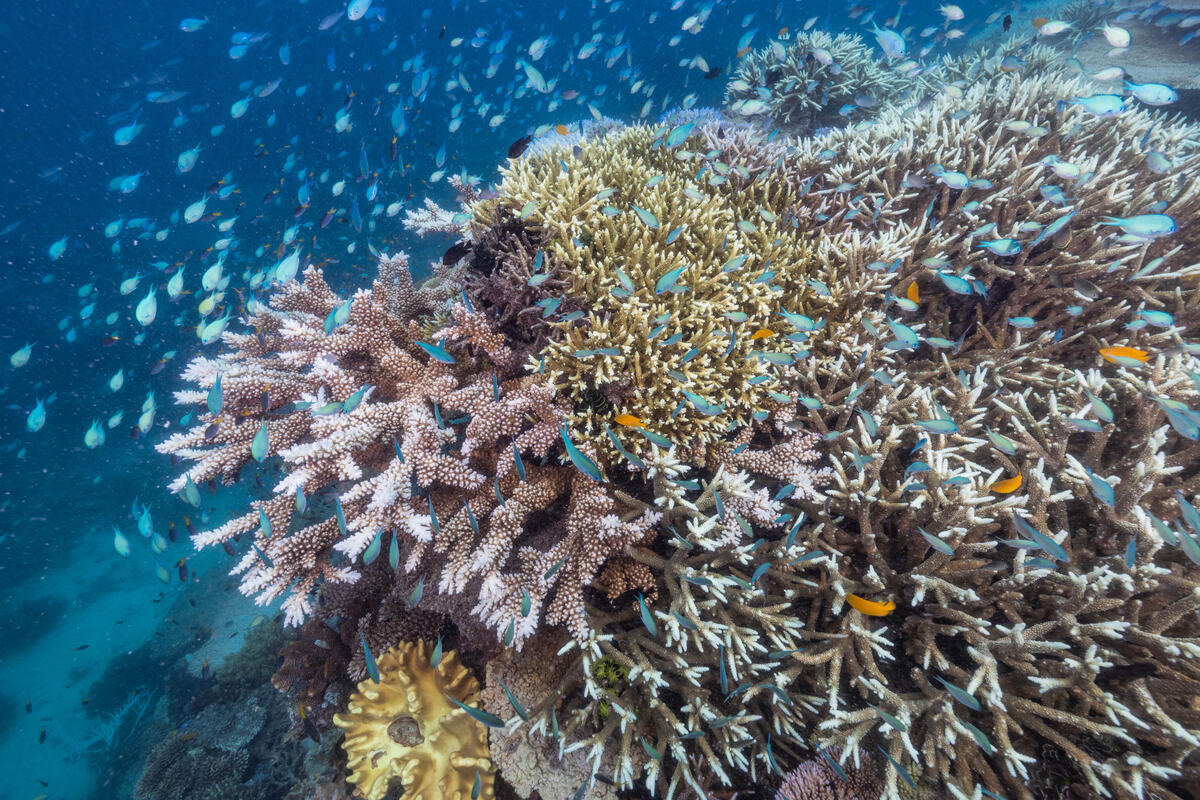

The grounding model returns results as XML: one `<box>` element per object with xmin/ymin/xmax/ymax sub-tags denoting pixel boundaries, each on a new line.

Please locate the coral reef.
<box><xmin>711</xmin><ymin>39</ymin><xmax>1200</xmax><ymax>800</ymax></box>
<box><xmin>134</xmin><ymin>737</ymin><xmax>254</xmax><ymax>800</ymax></box>
<box><xmin>453</xmin><ymin>36</ymin><xmax>1200</xmax><ymax>800</ymax></box>
<box><xmin>159</xmin><ymin>21</ymin><xmax>1200</xmax><ymax>800</ymax></box>
<box><xmin>332</xmin><ymin>640</ymin><xmax>494</xmax><ymax>800</ymax></box>
<box><xmin>134</xmin><ymin>684</ymin><xmax>295</xmax><ymax>800</ymax></box>
<box><xmin>724</xmin><ymin>31</ymin><xmax>918</xmax><ymax>131</ymax></box>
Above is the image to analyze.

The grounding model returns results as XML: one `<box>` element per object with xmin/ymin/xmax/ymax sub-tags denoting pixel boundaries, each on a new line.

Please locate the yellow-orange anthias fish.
<box><xmin>906</xmin><ymin>282</ymin><xmax>919</xmax><ymax>303</ymax></box>
<box><xmin>613</xmin><ymin>413</ymin><xmax>646</xmax><ymax>428</ymax></box>
<box><xmin>846</xmin><ymin>594</ymin><xmax>896</xmax><ymax>616</ymax></box>
<box><xmin>1100</xmin><ymin>346</ymin><xmax>1149</xmax><ymax>364</ymax></box>
<box><xmin>991</xmin><ymin>473</ymin><xmax>1023</xmax><ymax>494</ymax></box>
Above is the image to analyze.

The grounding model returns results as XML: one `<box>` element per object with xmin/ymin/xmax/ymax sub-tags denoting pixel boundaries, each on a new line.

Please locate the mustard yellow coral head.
<box><xmin>333</xmin><ymin>640</ymin><xmax>495</xmax><ymax>800</ymax></box>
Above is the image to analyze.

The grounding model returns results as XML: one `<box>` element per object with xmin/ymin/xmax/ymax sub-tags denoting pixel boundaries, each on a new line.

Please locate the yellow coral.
<box><xmin>474</xmin><ymin>125</ymin><xmax>836</xmax><ymax>467</ymax></box>
<box><xmin>332</xmin><ymin>640</ymin><xmax>494</xmax><ymax>800</ymax></box>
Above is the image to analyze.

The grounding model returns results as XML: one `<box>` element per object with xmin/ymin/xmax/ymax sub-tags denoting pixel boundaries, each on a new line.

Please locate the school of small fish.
<box><xmin>4</xmin><ymin>0</ymin><xmax>1199</xmax><ymax>795</ymax></box>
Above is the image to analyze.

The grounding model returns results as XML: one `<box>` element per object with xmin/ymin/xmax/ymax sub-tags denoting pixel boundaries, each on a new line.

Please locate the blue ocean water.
<box><xmin>0</xmin><ymin>0</ymin><xmax>1138</xmax><ymax>798</ymax></box>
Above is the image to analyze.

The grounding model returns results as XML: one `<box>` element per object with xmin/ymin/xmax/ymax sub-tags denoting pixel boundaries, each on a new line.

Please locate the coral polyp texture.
<box><xmin>724</xmin><ymin>30</ymin><xmax>917</xmax><ymax>131</ymax></box>
<box><xmin>159</xmin><ymin>28</ymin><xmax>1200</xmax><ymax>800</ymax></box>
<box><xmin>332</xmin><ymin>640</ymin><xmax>494</xmax><ymax>800</ymax></box>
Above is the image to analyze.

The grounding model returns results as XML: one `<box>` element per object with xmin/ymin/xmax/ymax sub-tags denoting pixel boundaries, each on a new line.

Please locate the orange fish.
<box><xmin>737</xmin><ymin>46</ymin><xmax>752</xmax><ymax>58</ymax></box>
<box><xmin>1100</xmin><ymin>346</ymin><xmax>1149</xmax><ymax>364</ymax></box>
<box><xmin>906</xmin><ymin>282</ymin><xmax>919</xmax><ymax>303</ymax></box>
<box><xmin>614</xmin><ymin>413</ymin><xmax>646</xmax><ymax>428</ymax></box>
<box><xmin>846</xmin><ymin>594</ymin><xmax>896</xmax><ymax>616</ymax></box>
<box><xmin>1032</xmin><ymin>17</ymin><xmax>1048</xmax><ymax>27</ymax></box>
<box><xmin>748</xmin><ymin>328</ymin><xmax>775</xmax><ymax>340</ymax></box>
<box><xmin>990</xmin><ymin>473</ymin><xmax>1022</xmax><ymax>494</ymax></box>
<box><xmin>554</xmin><ymin>124</ymin><xmax>570</xmax><ymax>135</ymax></box>
<box><xmin>778</xmin><ymin>26</ymin><xmax>789</xmax><ymax>37</ymax></box>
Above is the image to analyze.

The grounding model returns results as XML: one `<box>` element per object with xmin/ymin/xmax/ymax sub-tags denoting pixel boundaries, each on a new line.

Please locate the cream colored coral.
<box><xmin>333</xmin><ymin>641</ymin><xmax>494</xmax><ymax>800</ymax></box>
<box><xmin>473</xmin><ymin>124</ymin><xmax>832</xmax><ymax>469</ymax></box>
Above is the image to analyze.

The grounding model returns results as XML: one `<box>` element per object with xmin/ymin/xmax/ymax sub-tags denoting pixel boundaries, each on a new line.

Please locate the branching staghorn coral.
<box><xmin>466</xmin><ymin>122</ymin><xmax>841</xmax><ymax>472</ymax></box>
<box><xmin>725</xmin><ymin>31</ymin><xmax>919</xmax><ymax>131</ymax></box>
<box><xmin>702</xmin><ymin>41</ymin><xmax>1200</xmax><ymax>800</ymax></box>
<box><xmin>460</xmin><ymin>431</ymin><xmax>831</xmax><ymax>798</ymax></box>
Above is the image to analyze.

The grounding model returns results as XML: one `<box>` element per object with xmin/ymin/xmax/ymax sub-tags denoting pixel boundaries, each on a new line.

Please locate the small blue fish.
<box><xmin>428</xmin><ymin>496</ymin><xmax>440</xmax><ymax>537</ymax></box>
<box><xmin>250</xmin><ymin>421</ymin><xmax>269</xmax><ymax>462</ymax></box>
<box><xmin>361</xmin><ymin>632</ymin><xmax>381</xmax><ymax>683</ymax></box>
<box><xmin>637</xmin><ymin>593</ymin><xmax>657</xmax><ymax>636</ymax></box>
<box><xmin>919</xmin><ymin>527</ymin><xmax>955</xmax><ymax>556</ymax></box>
<box><xmin>500</xmin><ymin>679</ymin><xmax>529</xmax><ymax>721</ymax></box>
<box><xmin>978</xmin><ymin>238</ymin><xmax>1021</xmax><ymax>256</ymax></box>
<box><xmin>637</xmin><ymin>427</ymin><xmax>672</xmax><ymax>448</ymax></box>
<box><xmin>964</xmin><ymin>722</ymin><xmax>996</xmax><ymax>756</ymax></box>
<box><xmin>343</xmin><ymin>384</ymin><xmax>372</xmax><ymax>414</ymax></box>
<box><xmin>561</xmin><ymin>425</ymin><xmax>605</xmax><ymax>481</ymax></box>
<box><xmin>251</xmin><ymin>541</ymin><xmax>274</xmax><ymax>568</ymax></box>
<box><xmin>937</xmin><ymin>272</ymin><xmax>973</xmax><ymax>295</ymax></box>
<box><xmin>335</xmin><ymin>498</ymin><xmax>348</xmax><ymax>536</ymax></box>
<box><xmin>935</xmin><ymin>675</ymin><xmax>981</xmax><ymax>711</ymax></box>
<box><xmin>447</xmin><ymin>696</ymin><xmax>506</xmax><ymax>728</ymax></box>
<box><xmin>1098</xmin><ymin>213</ymin><xmax>1175</xmax><ymax>239</ymax></box>
<box><xmin>917</xmin><ymin>418</ymin><xmax>958</xmax><ymax>435</ymax></box>
<box><xmin>415</xmin><ymin>339</ymin><xmax>456</xmax><ymax>363</ymax></box>
<box><xmin>1178</xmin><ymin>491</ymin><xmax>1200</xmax><ymax>536</ymax></box>
<box><xmin>1012</xmin><ymin>515</ymin><xmax>1069</xmax><ymax>561</ymax></box>
<box><xmin>363</xmin><ymin>531</ymin><xmax>382</xmax><ymax>565</ymax></box>
<box><xmin>313</xmin><ymin>401</ymin><xmax>344</xmax><ymax>416</ymax></box>
<box><xmin>630</xmin><ymin>204</ymin><xmax>659</xmax><ymax>229</ymax></box>
<box><xmin>1085</xmin><ymin>469</ymin><xmax>1116</xmax><ymax>507</ymax></box>
<box><xmin>655</xmin><ymin>266</ymin><xmax>686</xmax><ymax>294</ymax></box>
<box><xmin>877</xmin><ymin>747</ymin><xmax>917</xmax><ymax>789</ymax></box>
<box><xmin>766</xmin><ymin>736</ymin><xmax>784</xmax><ymax>776</ymax></box>
<box><xmin>867</xmin><ymin>703</ymin><xmax>908</xmax><ymax>732</ymax></box>
<box><xmin>388</xmin><ymin>531</ymin><xmax>400</xmax><ymax>569</ymax></box>
<box><xmin>886</xmin><ymin>318</ymin><xmax>920</xmax><ymax>348</ymax></box>
<box><xmin>512</xmin><ymin>441</ymin><xmax>526</xmax><ymax>481</ymax></box>
<box><xmin>1068</xmin><ymin>94</ymin><xmax>1125</xmax><ymax>118</ymax></box>
<box><xmin>1136</xmin><ymin>309</ymin><xmax>1174</xmax><ymax>328</ymax></box>
<box><xmin>207</xmin><ymin>376</ymin><xmax>223</xmax><ymax>416</ymax></box>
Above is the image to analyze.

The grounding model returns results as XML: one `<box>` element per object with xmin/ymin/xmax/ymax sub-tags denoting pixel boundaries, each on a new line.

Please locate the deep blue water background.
<box><xmin>0</xmin><ymin>0</ymin><xmax>963</xmax><ymax>795</ymax></box>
